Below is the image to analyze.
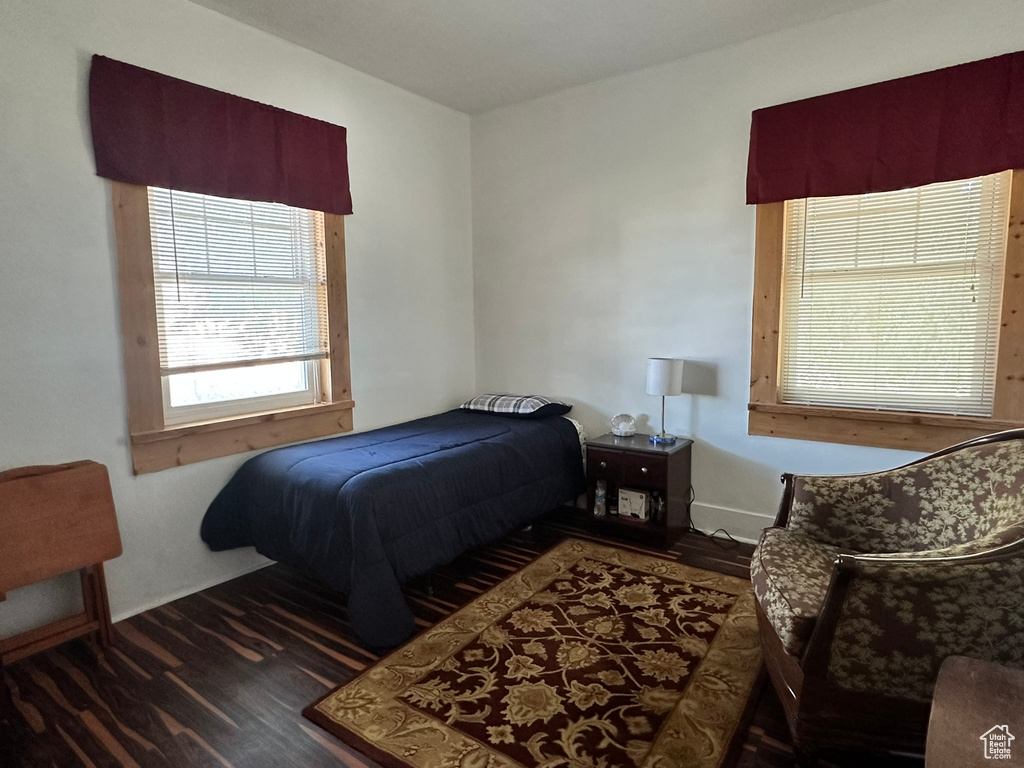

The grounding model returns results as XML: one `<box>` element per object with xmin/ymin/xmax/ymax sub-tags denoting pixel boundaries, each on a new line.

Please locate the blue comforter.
<box><xmin>200</xmin><ymin>409</ymin><xmax>584</xmax><ymax>647</ymax></box>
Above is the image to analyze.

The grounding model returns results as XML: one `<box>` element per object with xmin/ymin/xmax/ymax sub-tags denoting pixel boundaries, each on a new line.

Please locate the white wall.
<box><xmin>470</xmin><ymin>0</ymin><xmax>1023</xmax><ymax>541</ymax></box>
<box><xmin>0</xmin><ymin>0</ymin><xmax>474</xmax><ymax>635</ymax></box>
<box><xmin>3</xmin><ymin>0</ymin><xmax>1018</xmax><ymax>637</ymax></box>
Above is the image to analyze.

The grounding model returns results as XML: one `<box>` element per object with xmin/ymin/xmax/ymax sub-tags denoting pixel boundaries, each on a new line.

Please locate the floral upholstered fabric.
<box><xmin>828</xmin><ymin>538</ymin><xmax>1024</xmax><ymax>702</ymax></box>
<box><xmin>759</xmin><ymin>436</ymin><xmax>1024</xmax><ymax>704</ymax></box>
<box><xmin>788</xmin><ymin>440</ymin><xmax>1024</xmax><ymax>553</ymax></box>
<box><xmin>750</xmin><ymin>527</ymin><xmax>838</xmax><ymax>656</ymax></box>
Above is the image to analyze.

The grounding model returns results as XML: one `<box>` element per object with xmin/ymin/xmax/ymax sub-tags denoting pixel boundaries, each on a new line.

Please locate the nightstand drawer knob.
<box><xmin>599</xmin><ymin>461</ymin><xmax>607</xmax><ymax>469</ymax></box>
<box><xmin>641</xmin><ymin>467</ymin><xmax>648</xmax><ymax>474</ymax></box>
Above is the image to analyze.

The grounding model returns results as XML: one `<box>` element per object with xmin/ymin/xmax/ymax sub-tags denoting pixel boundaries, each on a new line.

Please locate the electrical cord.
<box><xmin>685</xmin><ymin>484</ymin><xmax>742</xmax><ymax>549</ymax></box>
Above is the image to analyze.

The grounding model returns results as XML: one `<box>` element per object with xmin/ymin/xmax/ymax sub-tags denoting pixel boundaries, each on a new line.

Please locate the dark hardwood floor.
<box><xmin>0</xmin><ymin>514</ymin><xmax>922</xmax><ymax>768</ymax></box>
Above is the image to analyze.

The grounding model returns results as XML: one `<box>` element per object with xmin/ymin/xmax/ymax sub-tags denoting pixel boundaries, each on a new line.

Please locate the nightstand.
<box><xmin>585</xmin><ymin>433</ymin><xmax>692</xmax><ymax>549</ymax></box>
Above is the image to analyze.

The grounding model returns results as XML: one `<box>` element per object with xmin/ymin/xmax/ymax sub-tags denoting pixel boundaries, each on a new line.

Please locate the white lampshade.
<box><xmin>646</xmin><ymin>358</ymin><xmax>684</xmax><ymax>396</ymax></box>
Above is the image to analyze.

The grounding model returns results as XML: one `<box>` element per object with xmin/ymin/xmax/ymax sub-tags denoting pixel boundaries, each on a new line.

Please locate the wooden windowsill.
<box><xmin>132</xmin><ymin>399</ymin><xmax>356</xmax><ymax>444</ymax></box>
<box><xmin>748</xmin><ymin>402</ymin><xmax>1023</xmax><ymax>453</ymax></box>
<box><xmin>129</xmin><ymin>400</ymin><xmax>355</xmax><ymax>475</ymax></box>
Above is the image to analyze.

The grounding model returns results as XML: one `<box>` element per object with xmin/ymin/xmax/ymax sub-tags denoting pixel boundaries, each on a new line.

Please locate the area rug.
<box><xmin>304</xmin><ymin>537</ymin><xmax>762</xmax><ymax>768</ymax></box>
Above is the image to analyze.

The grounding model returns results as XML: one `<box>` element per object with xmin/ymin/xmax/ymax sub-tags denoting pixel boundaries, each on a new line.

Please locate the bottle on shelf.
<box><xmin>651</xmin><ymin>491</ymin><xmax>666</xmax><ymax>525</ymax></box>
<box><xmin>594</xmin><ymin>480</ymin><xmax>606</xmax><ymax>517</ymax></box>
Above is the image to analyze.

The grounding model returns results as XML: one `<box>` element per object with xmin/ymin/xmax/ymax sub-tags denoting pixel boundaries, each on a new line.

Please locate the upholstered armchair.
<box><xmin>750</xmin><ymin>430</ymin><xmax>1024</xmax><ymax>765</ymax></box>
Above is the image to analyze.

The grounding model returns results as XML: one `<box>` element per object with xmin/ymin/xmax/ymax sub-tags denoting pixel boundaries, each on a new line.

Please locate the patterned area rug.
<box><xmin>305</xmin><ymin>538</ymin><xmax>762</xmax><ymax>768</ymax></box>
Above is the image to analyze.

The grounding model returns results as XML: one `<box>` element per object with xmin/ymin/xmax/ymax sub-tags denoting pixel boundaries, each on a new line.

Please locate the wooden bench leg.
<box><xmin>80</xmin><ymin>564</ymin><xmax>115</xmax><ymax>649</ymax></box>
<box><xmin>0</xmin><ymin>650</ymin><xmax>28</xmax><ymax>767</ymax></box>
<box><xmin>0</xmin><ymin>593</ymin><xmax>16</xmax><ymax>736</ymax></box>
<box><xmin>0</xmin><ymin>592</ymin><xmax>9</xmax><ymax>714</ymax></box>
<box><xmin>0</xmin><ymin>656</ymin><xmax>11</xmax><ymax>717</ymax></box>
<box><xmin>94</xmin><ymin>564</ymin><xmax>115</xmax><ymax>648</ymax></box>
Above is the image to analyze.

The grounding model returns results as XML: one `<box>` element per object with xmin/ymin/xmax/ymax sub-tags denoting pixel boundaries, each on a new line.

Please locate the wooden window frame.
<box><xmin>111</xmin><ymin>182</ymin><xmax>354</xmax><ymax>474</ymax></box>
<box><xmin>748</xmin><ymin>169</ymin><xmax>1024</xmax><ymax>453</ymax></box>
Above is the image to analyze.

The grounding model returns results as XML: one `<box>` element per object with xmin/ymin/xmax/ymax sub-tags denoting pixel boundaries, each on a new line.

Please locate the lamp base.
<box><xmin>649</xmin><ymin>433</ymin><xmax>677</xmax><ymax>445</ymax></box>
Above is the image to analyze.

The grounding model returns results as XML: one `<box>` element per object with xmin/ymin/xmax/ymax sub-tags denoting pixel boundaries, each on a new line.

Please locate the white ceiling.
<box><xmin>188</xmin><ymin>0</ymin><xmax>890</xmax><ymax>114</ymax></box>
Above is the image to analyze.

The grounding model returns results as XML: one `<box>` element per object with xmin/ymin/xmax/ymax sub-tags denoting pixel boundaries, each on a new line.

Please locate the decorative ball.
<box><xmin>611</xmin><ymin>414</ymin><xmax>636</xmax><ymax>437</ymax></box>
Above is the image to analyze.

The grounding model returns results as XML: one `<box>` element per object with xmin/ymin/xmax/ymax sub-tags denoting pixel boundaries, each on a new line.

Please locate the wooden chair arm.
<box><xmin>836</xmin><ymin>537</ymin><xmax>1024</xmax><ymax>573</ymax></box>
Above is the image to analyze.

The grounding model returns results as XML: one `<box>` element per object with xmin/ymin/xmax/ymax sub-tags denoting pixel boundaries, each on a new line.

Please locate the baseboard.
<box><xmin>689</xmin><ymin>502</ymin><xmax>772</xmax><ymax>545</ymax></box>
<box><xmin>111</xmin><ymin>558</ymin><xmax>273</xmax><ymax>624</ymax></box>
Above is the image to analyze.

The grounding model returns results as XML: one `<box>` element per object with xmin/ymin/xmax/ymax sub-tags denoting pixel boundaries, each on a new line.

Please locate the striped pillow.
<box><xmin>460</xmin><ymin>394</ymin><xmax>572</xmax><ymax>419</ymax></box>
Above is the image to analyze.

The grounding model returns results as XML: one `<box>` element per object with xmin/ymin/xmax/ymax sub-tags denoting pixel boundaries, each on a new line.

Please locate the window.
<box><xmin>148</xmin><ymin>188</ymin><xmax>327</xmax><ymax>424</ymax></box>
<box><xmin>781</xmin><ymin>173</ymin><xmax>1010</xmax><ymax>416</ymax></box>
<box><xmin>112</xmin><ymin>183</ymin><xmax>352</xmax><ymax>474</ymax></box>
<box><xmin>749</xmin><ymin>170</ymin><xmax>1024</xmax><ymax>452</ymax></box>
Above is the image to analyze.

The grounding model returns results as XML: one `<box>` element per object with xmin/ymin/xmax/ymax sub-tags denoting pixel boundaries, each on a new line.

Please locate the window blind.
<box><xmin>148</xmin><ymin>188</ymin><xmax>328</xmax><ymax>375</ymax></box>
<box><xmin>779</xmin><ymin>171</ymin><xmax>1011</xmax><ymax>416</ymax></box>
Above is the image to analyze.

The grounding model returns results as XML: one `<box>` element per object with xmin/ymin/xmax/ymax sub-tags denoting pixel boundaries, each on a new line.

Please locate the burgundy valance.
<box><xmin>746</xmin><ymin>51</ymin><xmax>1024</xmax><ymax>204</ymax></box>
<box><xmin>88</xmin><ymin>55</ymin><xmax>352</xmax><ymax>215</ymax></box>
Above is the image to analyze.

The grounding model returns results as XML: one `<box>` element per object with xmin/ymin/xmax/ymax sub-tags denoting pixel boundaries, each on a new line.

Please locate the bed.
<box><xmin>200</xmin><ymin>408</ymin><xmax>585</xmax><ymax>647</ymax></box>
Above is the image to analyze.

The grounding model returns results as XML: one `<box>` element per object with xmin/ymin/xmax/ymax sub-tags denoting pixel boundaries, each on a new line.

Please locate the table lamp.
<box><xmin>646</xmin><ymin>357</ymin><xmax>684</xmax><ymax>445</ymax></box>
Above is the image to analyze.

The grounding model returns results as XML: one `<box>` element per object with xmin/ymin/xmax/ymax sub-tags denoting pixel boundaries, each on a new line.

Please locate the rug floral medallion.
<box><xmin>305</xmin><ymin>538</ymin><xmax>762</xmax><ymax>768</ymax></box>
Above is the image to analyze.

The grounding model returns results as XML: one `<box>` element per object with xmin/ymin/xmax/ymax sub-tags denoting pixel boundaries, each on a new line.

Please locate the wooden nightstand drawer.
<box><xmin>587</xmin><ymin>448</ymin><xmax>621</xmax><ymax>483</ymax></box>
<box><xmin>620</xmin><ymin>452</ymin><xmax>666</xmax><ymax>487</ymax></box>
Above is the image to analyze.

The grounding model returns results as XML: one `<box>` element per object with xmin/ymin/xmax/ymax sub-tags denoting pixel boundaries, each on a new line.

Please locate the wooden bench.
<box><xmin>0</xmin><ymin>461</ymin><xmax>122</xmax><ymax>664</ymax></box>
